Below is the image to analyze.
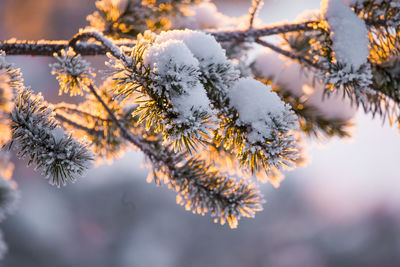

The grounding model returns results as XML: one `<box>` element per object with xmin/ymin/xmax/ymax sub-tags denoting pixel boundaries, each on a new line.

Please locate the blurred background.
<box><xmin>1</xmin><ymin>0</ymin><xmax>400</xmax><ymax>266</ymax></box>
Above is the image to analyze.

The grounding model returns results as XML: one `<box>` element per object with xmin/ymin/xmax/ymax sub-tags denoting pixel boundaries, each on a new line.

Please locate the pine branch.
<box><xmin>54</xmin><ymin>104</ymin><xmax>112</xmax><ymax>123</ymax></box>
<box><xmin>84</xmin><ymin>81</ymin><xmax>262</xmax><ymax>228</ymax></box>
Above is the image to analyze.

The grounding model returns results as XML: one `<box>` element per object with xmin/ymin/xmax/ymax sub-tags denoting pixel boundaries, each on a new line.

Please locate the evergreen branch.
<box><xmin>85</xmin><ymin>81</ymin><xmax>263</xmax><ymax>228</ymax></box>
<box><xmin>51</xmin><ymin>48</ymin><xmax>95</xmax><ymax>96</ymax></box>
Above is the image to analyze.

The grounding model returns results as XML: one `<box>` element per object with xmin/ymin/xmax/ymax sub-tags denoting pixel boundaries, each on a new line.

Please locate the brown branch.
<box><xmin>0</xmin><ymin>22</ymin><xmax>319</xmax><ymax>56</ymax></box>
<box><xmin>85</xmin><ymin>82</ymin><xmax>162</xmax><ymax>159</ymax></box>
<box><xmin>248</xmin><ymin>0</ymin><xmax>263</xmax><ymax>30</ymax></box>
<box><xmin>54</xmin><ymin>105</ymin><xmax>112</xmax><ymax>122</ymax></box>
<box><xmin>0</xmin><ymin>17</ymin><xmax>393</xmax><ymax>57</ymax></box>
<box><xmin>0</xmin><ymin>39</ymin><xmax>135</xmax><ymax>56</ymax></box>
<box><xmin>211</xmin><ymin>21</ymin><xmax>318</xmax><ymax>42</ymax></box>
<box><xmin>55</xmin><ymin>113</ymin><xmax>104</xmax><ymax>138</ymax></box>
<box><xmin>255</xmin><ymin>38</ymin><xmax>324</xmax><ymax>70</ymax></box>
<box><xmin>69</xmin><ymin>31</ymin><xmax>130</xmax><ymax>60</ymax></box>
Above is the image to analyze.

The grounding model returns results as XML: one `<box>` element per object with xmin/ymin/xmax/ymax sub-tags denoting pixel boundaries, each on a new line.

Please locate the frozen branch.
<box><xmin>248</xmin><ymin>0</ymin><xmax>264</xmax><ymax>30</ymax></box>
<box><xmin>0</xmin><ymin>21</ymin><xmax>319</xmax><ymax>56</ymax></box>
<box><xmin>0</xmin><ymin>39</ymin><xmax>135</xmax><ymax>56</ymax></box>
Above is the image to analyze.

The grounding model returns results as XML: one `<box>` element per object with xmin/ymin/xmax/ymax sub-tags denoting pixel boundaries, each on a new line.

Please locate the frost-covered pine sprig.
<box><xmin>281</xmin><ymin>1</ymin><xmax>387</xmax><ymax>117</ymax></box>
<box><xmin>152</xmin><ymin>29</ymin><xmax>240</xmax><ymax>112</ymax></box>
<box><xmin>222</xmin><ymin>77</ymin><xmax>300</xmax><ymax>175</ymax></box>
<box><xmin>50</xmin><ymin>48</ymin><xmax>95</xmax><ymax>96</ymax></box>
<box><xmin>55</xmin><ymin>79</ymin><xmax>135</xmax><ymax>163</ymax></box>
<box><xmin>153</xmin><ymin>31</ymin><xmax>300</xmax><ymax>175</ymax></box>
<box><xmin>108</xmin><ymin>30</ymin><xmax>218</xmax><ymax>152</ymax></box>
<box><xmin>10</xmin><ymin>87</ymin><xmax>94</xmax><ymax>187</ymax></box>
<box><xmin>68</xmin><ymin>72</ymin><xmax>265</xmax><ymax>228</ymax></box>
<box><xmin>138</xmin><ymin>36</ymin><xmax>217</xmax><ymax>151</ymax></box>
<box><xmin>143</xmin><ymin>138</ymin><xmax>263</xmax><ymax>229</ymax></box>
<box><xmin>48</xmin><ymin>41</ymin><xmax>264</xmax><ymax>227</ymax></box>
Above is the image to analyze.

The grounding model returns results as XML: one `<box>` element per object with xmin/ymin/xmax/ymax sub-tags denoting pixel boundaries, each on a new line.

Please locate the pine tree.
<box><xmin>0</xmin><ymin>0</ymin><xmax>399</xmax><ymax>257</ymax></box>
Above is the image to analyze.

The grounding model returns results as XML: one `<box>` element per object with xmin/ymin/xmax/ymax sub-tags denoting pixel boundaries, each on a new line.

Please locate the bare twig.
<box><xmin>248</xmin><ymin>0</ymin><xmax>264</xmax><ymax>30</ymax></box>
<box><xmin>0</xmin><ymin>17</ymin><xmax>391</xmax><ymax>57</ymax></box>
<box><xmin>255</xmin><ymin>38</ymin><xmax>324</xmax><ymax>70</ymax></box>
<box><xmin>85</xmin><ymin>82</ymin><xmax>159</xmax><ymax>157</ymax></box>
<box><xmin>0</xmin><ymin>21</ymin><xmax>318</xmax><ymax>56</ymax></box>
<box><xmin>69</xmin><ymin>31</ymin><xmax>131</xmax><ymax>61</ymax></box>
<box><xmin>55</xmin><ymin>113</ymin><xmax>104</xmax><ymax>138</ymax></box>
<box><xmin>0</xmin><ymin>39</ymin><xmax>135</xmax><ymax>56</ymax></box>
<box><xmin>54</xmin><ymin>105</ymin><xmax>112</xmax><ymax>122</ymax></box>
<box><xmin>211</xmin><ymin>21</ymin><xmax>318</xmax><ymax>42</ymax></box>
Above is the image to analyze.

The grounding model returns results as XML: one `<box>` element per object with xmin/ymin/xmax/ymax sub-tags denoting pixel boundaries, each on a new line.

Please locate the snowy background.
<box><xmin>1</xmin><ymin>0</ymin><xmax>400</xmax><ymax>266</ymax></box>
